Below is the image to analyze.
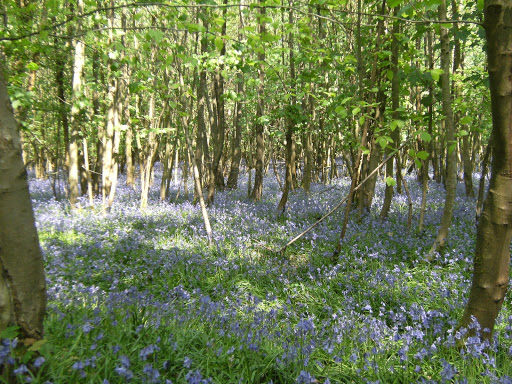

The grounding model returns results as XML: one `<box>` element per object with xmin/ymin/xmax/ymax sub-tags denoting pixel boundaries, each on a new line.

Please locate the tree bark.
<box><xmin>460</xmin><ymin>0</ymin><xmax>512</xmax><ymax>340</ymax></box>
<box><xmin>380</xmin><ymin>10</ymin><xmax>400</xmax><ymax>219</ymax></box>
<box><xmin>0</xmin><ymin>69</ymin><xmax>46</xmax><ymax>341</ymax></box>
<box><xmin>277</xmin><ymin>5</ymin><xmax>296</xmax><ymax>213</ymax></box>
<box><xmin>226</xmin><ymin>6</ymin><xmax>245</xmax><ymax>190</ymax></box>
<box><xmin>68</xmin><ymin>0</ymin><xmax>85</xmax><ymax>208</ymax></box>
<box><xmin>428</xmin><ymin>0</ymin><xmax>457</xmax><ymax>258</ymax></box>
<box><xmin>250</xmin><ymin>0</ymin><xmax>266</xmax><ymax>201</ymax></box>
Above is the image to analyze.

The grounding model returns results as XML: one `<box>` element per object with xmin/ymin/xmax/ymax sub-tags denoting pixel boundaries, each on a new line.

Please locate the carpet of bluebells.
<box><xmin>3</xmin><ymin>165</ymin><xmax>512</xmax><ymax>383</ymax></box>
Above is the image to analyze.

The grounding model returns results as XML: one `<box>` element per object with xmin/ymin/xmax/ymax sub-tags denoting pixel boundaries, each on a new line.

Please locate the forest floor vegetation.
<box><xmin>3</xmin><ymin>167</ymin><xmax>512</xmax><ymax>383</ymax></box>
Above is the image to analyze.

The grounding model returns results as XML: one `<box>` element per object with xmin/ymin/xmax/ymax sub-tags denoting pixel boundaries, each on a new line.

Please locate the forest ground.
<box><xmin>5</xmin><ymin>165</ymin><xmax>512</xmax><ymax>383</ymax></box>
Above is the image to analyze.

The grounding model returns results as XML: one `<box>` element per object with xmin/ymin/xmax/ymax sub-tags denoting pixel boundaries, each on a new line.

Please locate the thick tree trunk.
<box><xmin>0</xmin><ymin>70</ymin><xmax>46</xmax><ymax>341</ymax></box>
<box><xmin>460</xmin><ymin>0</ymin><xmax>512</xmax><ymax>340</ymax></box>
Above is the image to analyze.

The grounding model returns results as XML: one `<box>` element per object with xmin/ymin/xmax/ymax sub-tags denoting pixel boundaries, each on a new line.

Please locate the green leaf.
<box><xmin>26</xmin><ymin>62</ymin><xmax>39</xmax><ymax>71</ymax></box>
<box><xmin>459</xmin><ymin>129</ymin><xmax>469</xmax><ymax>136</ymax></box>
<box><xmin>388</xmin><ymin>0</ymin><xmax>402</xmax><ymax>7</ymax></box>
<box><xmin>430</xmin><ymin>68</ymin><xmax>444</xmax><ymax>81</ymax></box>
<box><xmin>22</xmin><ymin>351</ymin><xmax>34</xmax><ymax>364</ymax></box>
<box><xmin>214</xmin><ymin>36</ymin><xmax>224</xmax><ymax>52</ymax></box>
<box><xmin>390</xmin><ymin>119</ymin><xmax>404</xmax><ymax>132</ymax></box>
<box><xmin>477</xmin><ymin>0</ymin><xmax>484</xmax><ymax>10</ymax></box>
<box><xmin>415</xmin><ymin>159</ymin><xmax>422</xmax><ymax>169</ymax></box>
<box><xmin>213</xmin><ymin>17</ymin><xmax>225</xmax><ymax>27</ymax></box>
<box><xmin>459</xmin><ymin>116</ymin><xmax>471</xmax><ymax>125</ymax></box>
<box><xmin>416</xmin><ymin>150</ymin><xmax>429</xmax><ymax>160</ymax></box>
<box><xmin>28</xmin><ymin>339</ymin><xmax>48</xmax><ymax>352</ymax></box>
<box><xmin>386</xmin><ymin>70</ymin><xmax>394</xmax><ymax>81</ymax></box>
<box><xmin>335</xmin><ymin>106</ymin><xmax>347</xmax><ymax>118</ymax></box>
<box><xmin>0</xmin><ymin>325</ymin><xmax>19</xmax><ymax>340</ymax></box>
<box><xmin>352</xmin><ymin>107</ymin><xmax>361</xmax><ymax>116</ymax></box>
<box><xmin>378</xmin><ymin>136</ymin><xmax>388</xmax><ymax>149</ymax></box>
<box><xmin>147</xmin><ymin>29</ymin><xmax>164</xmax><ymax>43</ymax></box>
<box><xmin>359</xmin><ymin>115</ymin><xmax>366</xmax><ymax>125</ymax></box>
<box><xmin>448</xmin><ymin>142</ymin><xmax>457</xmax><ymax>154</ymax></box>
<box><xmin>385</xmin><ymin>176</ymin><xmax>397</xmax><ymax>187</ymax></box>
<box><xmin>420</xmin><ymin>131</ymin><xmax>432</xmax><ymax>142</ymax></box>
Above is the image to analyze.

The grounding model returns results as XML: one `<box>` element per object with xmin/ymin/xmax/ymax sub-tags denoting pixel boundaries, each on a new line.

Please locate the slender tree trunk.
<box><xmin>380</xmin><ymin>11</ymin><xmax>400</xmax><ymax>219</ymax></box>
<box><xmin>226</xmin><ymin>72</ymin><xmax>244</xmax><ymax>189</ymax></box>
<box><xmin>83</xmin><ymin>137</ymin><xmax>94</xmax><ymax>206</ymax></box>
<box><xmin>227</xmin><ymin>7</ymin><xmax>245</xmax><ymax>190</ymax></box>
<box><xmin>140</xmin><ymin>76</ymin><xmax>159</xmax><ymax>210</ymax></box>
<box><xmin>302</xmin><ymin>95</ymin><xmax>314</xmax><ymax>195</ymax></box>
<box><xmin>122</xmin><ymin>9</ymin><xmax>135</xmax><ymax>189</ymax></box>
<box><xmin>428</xmin><ymin>0</ymin><xmax>457</xmax><ymax>258</ymax></box>
<box><xmin>476</xmin><ymin>141</ymin><xmax>491</xmax><ymax>219</ymax></box>
<box><xmin>207</xmin><ymin>4</ymin><xmax>227</xmax><ymax>205</ymax></box>
<box><xmin>0</xmin><ymin>69</ymin><xmax>46</xmax><ymax>342</ymax></box>
<box><xmin>460</xmin><ymin>0</ymin><xmax>512</xmax><ymax>339</ymax></box>
<box><xmin>102</xmin><ymin>1</ymin><xmax>117</xmax><ymax>209</ymax></box>
<box><xmin>160</xmin><ymin>126</ymin><xmax>178</xmax><ymax>201</ymax></box>
<box><xmin>277</xmin><ymin>5</ymin><xmax>296</xmax><ymax>212</ymax></box>
<box><xmin>251</xmin><ymin>0</ymin><xmax>266</xmax><ymax>201</ymax></box>
<box><xmin>68</xmin><ymin>0</ymin><xmax>85</xmax><ymax>208</ymax></box>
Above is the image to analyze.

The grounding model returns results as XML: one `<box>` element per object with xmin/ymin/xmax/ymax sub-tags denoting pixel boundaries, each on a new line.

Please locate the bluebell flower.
<box><xmin>440</xmin><ymin>359</ymin><xmax>456</xmax><ymax>383</ymax></box>
<box><xmin>34</xmin><ymin>356</ymin><xmax>45</xmax><ymax>368</ymax></box>
<box><xmin>72</xmin><ymin>361</ymin><xmax>84</xmax><ymax>370</ymax></box>
<box><xmin>114</xmin><ymin>365</ymin><xmax>134</xmax><ymax>380</ymax></box>
<box><xmin>13</xmin><ymin>364</ymin><xmax>29</xmax><ymax>375</ymax></box>
<box><xmin>296</xmin><ymin>370</ymin><xmax>316</xmax><ymax>384</ymax></box>
<box><xmin>185</xmin><ymin>369</ymin><xmax>203</xmax><ymax>384</ymax></box>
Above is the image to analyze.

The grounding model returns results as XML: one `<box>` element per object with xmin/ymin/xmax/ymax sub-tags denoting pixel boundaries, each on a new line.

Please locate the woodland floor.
<box><xmin>6</xmin><ymin>165</ymin><xmax>512</xmax><ymax>383</ymax></box>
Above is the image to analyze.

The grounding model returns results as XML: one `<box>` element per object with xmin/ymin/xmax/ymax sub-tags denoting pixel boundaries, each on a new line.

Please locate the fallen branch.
<box><xmin>278</xmin><ymin>140</ymin><xmax>409</xmax><ymax>255</ymax></box>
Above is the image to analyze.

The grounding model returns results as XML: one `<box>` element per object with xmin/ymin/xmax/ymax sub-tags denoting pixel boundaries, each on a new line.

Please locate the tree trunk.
<box><xmin>380</xmin><ymin>11</ymin><xmax>400</xmax><ymax>219</ymax></box>
<box><xmin>476</xmin><ymin>141</ymin><xmax>491</xmax><ymax>219</ymax></box>
<box><xmin>0</xmin><ymin>69</ymin><xmax>46</xmax><ymax>341</ymax></box>
<box><xmin>277</xmin><ymin>5</ymin><xmax>296</xmax><ymax>212</ymax></box>
<box><xmin>68</xmin><ymin>0</ymin><xmax>85</xmax><ymax>208</ymax></box>
<box><xmin>140</xmin><ymin>83</ymin><xmax>159</xmax><ymax>210</ymax></box>
<box><xmin>102</xmin><ymin>1</ymin><xmax>117</xmax><ymax>209</ymax></box>
<box><xmin>251</xmin><ymin>0</ymin><xmax>266</xmax><ymax>201</ymax></box>
<box><xmin>460</xmin><ymin>0</ymin><xmax>512</xmax><ymax>340</ymax></box>
<box><xmin>226</xmin><ymin>5</ymin><xmax>245</xmax><ymax>189</ymax></box>
<box><xmin>428</xmin><ymin>0</ymin><xmax>457</xmax><ymax>258</ymax></box>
